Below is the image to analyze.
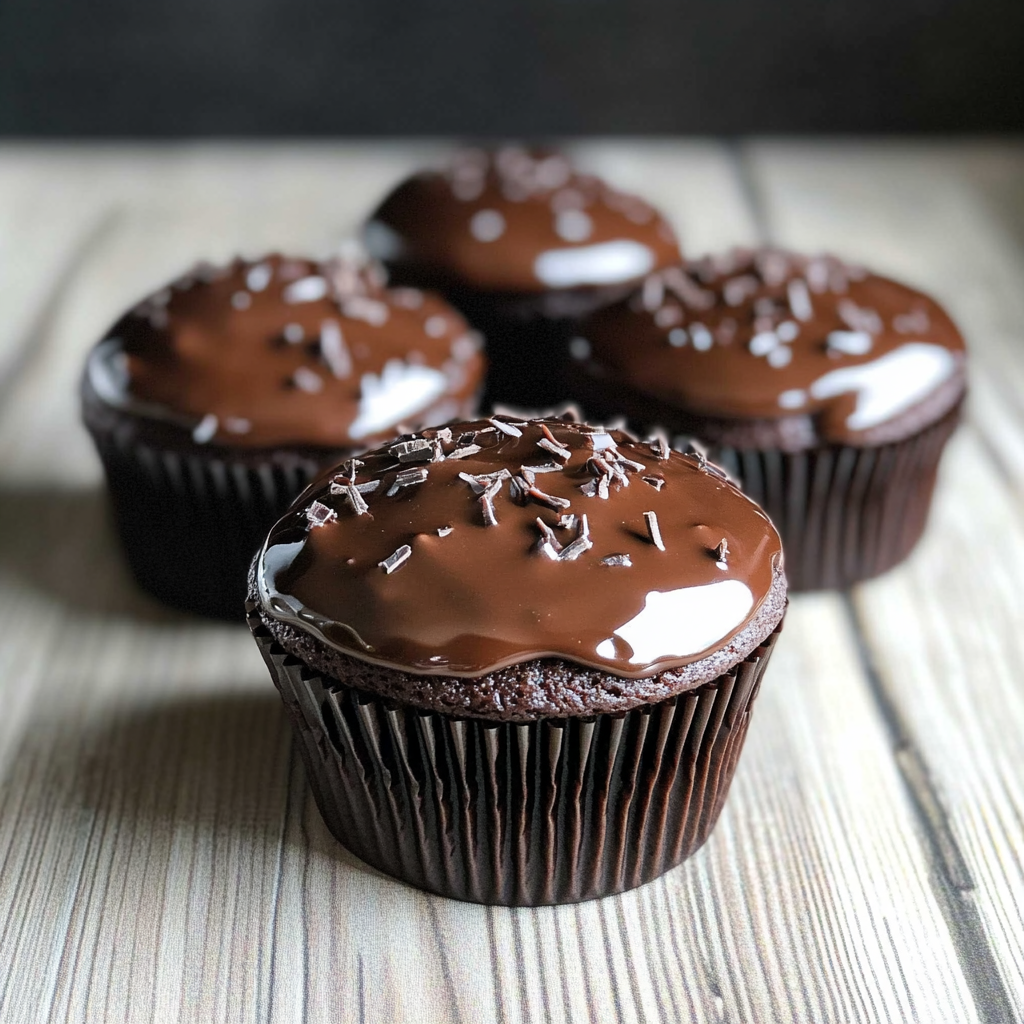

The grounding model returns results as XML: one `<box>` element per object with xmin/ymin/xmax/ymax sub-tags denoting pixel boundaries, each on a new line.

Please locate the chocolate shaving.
<box><xmin>642</xmin><ymin>475</ymin><xmax>666</xmax><ymax>491</ymax></box>
<box><xmin>522</xmin><ymin>462</ymin><xmax>563</xmax><ymax>473</ymax></box>
<box><xmin>535</xmin><ymin>517</ymin><xmax>563</xmax><ymax>560</ymax></box>
<box><xmin>391</xmin><ymin>438</ymin><xmax>434</xmax><ymax>463</ymax></box>
<box><xmin>614</xmin><ymin>454</ymin><xmax>646</xmax><ymax>473</ymax></box>
<box><xmin>649</xmin><ymin>436</ymin><xmax>670</xmax><ymax>460</ymax></box>
<box><xmin>714</xmin><ymin>538</ymin><xmax>729</xmax><ymax>566</ymax></box>
<box><xmin>378</xmin><ymin>544</ymin><xmax>412</xmax><ymax>574</ymax></box>
<box><xmin>480</xmin><ymin>493</ymin><xmax>499</xmax><ymax>526</ymax></box>
<box><xmin>537</xmin><ymin>437</ymin><xmax>572</xmax><ymax>461</ymax></box>
<box><xmin>437</xmin><ymin>525</ymin><xmax>454</xmax><ymax>537</ymax></box>
<box><xmin>601</xmin><ymin>553</ymin><xmax>633</xmax><ymax>567</ymax></box>
<box><xmin>683</xmin><ymin>444</ymin><xmax>709</xmax><ymax>472</ymax></box>
<box><xmin>458</xmin><ymin>471</ymin><xmax>486</xmax><ymax>494</ymax></box>
<box><xmin>587</xmin><ymin>431</ymin><xmax>617</xmax><ymax>451</ymax></box>
<box><xmin>643</xmin><ymin>510</ymin><xmax>665</xmax><ymax>551</ymax></box>
<box><xmin>540</xmin><ymin>423</ymin><xmax>561</xmax><ymax>444</ymax></box>
<box><xmin>387</xmin><ymin>467</ymin><xmax>429</xmax><ymax>497</ymax></box>
<box><xmin>337</xmin><ymin>458</ymin><xmax>365</xmax><ymax>482</ymax></box>
<box><xmin>489</xmin><ymin>418</ymin><xmax>523</xmax><ymax>437</ymax></box>
<box><xmin>332</xmin><ymin>479</ymin><xmax>380</xmax><ymax>496</ymax></box>
<box><xmin>480</xmin><ymin>476</ymin><xmax>505</xmax><ymax>502</ymax></box>
<box><xmin>527</xmin><ymin>485</ymin><xmax>571</xmax><ymax>511</ymax></box>
<box><xmin>337</xmin><ymin>483</ymin><xmax>369</xmax><ymax>514</ymax></box>
<box><xmin>598</xmin><ymin>475</ymin><xmax>610</xmax><ymax>500</ymax></box>
<box><xmin>607</xmin><ymin>461</ymin><xmax>630</xmax><ymax>487</ymax></box>
<box><xmin>434</xmin><ymin>427</ymin><xmax>454</xmax><ymax>444</ymax></box>
<box><xmin>305</xmin><ymin>500</ymin><xmax>337</xmax><ymax>528</ymax></box>
<box><xmin>580</xmin><ymin>480</ymin><xmax>598</xmax><ymax>498</ymax></box>
<box><xmin>557</xmin><ymin>513</ymin><xmax>577</xmax><ymax>530</ymax></box>
<box><xmin>447</xmin><ymin>444</ymin><xmax>482</xmax><ymax>460</ymax></box>
<box><xmin>558</xmin><ymin>514</ymin><xmax>592</xmax><ymax>561</ymax></box>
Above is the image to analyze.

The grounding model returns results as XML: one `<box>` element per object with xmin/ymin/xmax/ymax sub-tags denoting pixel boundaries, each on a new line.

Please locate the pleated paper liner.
<box><xmin>708</xmin><ymin>401</ymin><xmax>962</xmax><ymax>592</ymax></box>
<box><xmin>88</xmin><ymin>422</ymin><xmax>323</xmax><ymax>619</ymax></box>
<box><xmin>247</xmin><ymin>605</ymin><xmax>782</xmax><ymax>906</ymax></box>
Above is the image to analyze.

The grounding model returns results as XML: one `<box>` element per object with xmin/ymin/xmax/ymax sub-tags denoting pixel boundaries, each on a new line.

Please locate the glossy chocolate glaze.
<box><xmin>363</xmin><ymin>148</ymin><xmax>681</xmax><ymax>296</ymax></box>
<box><xmin>84</xmin><ymin>255</ymin><xmax>485</xmax><ymax>450</ymax></box>
<box><xmin>255</xmin><ymin>416</ymin><xmax>785</xmax><ymax>696</ymax></box>
<box><xmin>576</xmin><ymin>249</ymin><xmax>967</xmax><ymax>448</ymax></box>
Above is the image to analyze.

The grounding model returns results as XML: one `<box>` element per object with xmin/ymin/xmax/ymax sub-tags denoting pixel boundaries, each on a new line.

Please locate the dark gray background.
<box><xmin>0</xmin><ymin>0</ymin><xmax>1021</xmax><ymax>135</ymax></box>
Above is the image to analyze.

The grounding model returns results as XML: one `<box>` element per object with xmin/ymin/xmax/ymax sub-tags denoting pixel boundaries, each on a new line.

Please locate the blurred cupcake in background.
<box><xmin>81</xmin><ymin>254</ymin><xmax>485</xmax><ymax>618</ymax></box>
<box><xmin>570</xmin><ymin>248</ymin><xmax>967</xmax><ymax>590</ymax></box>
<box><xmin>363</xmin><ymin>146</ymin><xmax>681</xmax><ymax>411</ymax></box>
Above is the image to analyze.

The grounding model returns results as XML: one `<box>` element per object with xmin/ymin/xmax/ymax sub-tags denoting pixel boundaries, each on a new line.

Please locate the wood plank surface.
<box><xmin>746</xmin><ymin>140</ymin><xmax>1024</xmax><ymax>1021</ymax></box>
<box><xmin>0</xmin><ymin>141</ymin><xmax>1021</xmax><ymax>1023</ymax></box>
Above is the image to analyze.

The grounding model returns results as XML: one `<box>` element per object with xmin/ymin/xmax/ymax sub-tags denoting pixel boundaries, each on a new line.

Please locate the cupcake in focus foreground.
<box><xmin>81</xmin><ymin>255</ymin><xmax>484</xmax><ymax>618</ymax></box>
<box><xmin>247</xmin><ymin>414</ymin><xmax>786</xmax><ymax>905</ymax></box>
<box><xmin>571</xmin><ymin>249</ymin><xmax>967</xmax><ymax>591</ymax></box>
<box><xmin>363</xmin><ymin>147</ymin><xmax>681</xmax><ymax>410</ymax></box>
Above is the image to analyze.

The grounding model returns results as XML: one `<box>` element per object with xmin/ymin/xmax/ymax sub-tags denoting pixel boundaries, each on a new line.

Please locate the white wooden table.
<box><xmin>1</xmin><ymin>141</ymin><xmax>1023</xmax><ymax>1024</ymax></box>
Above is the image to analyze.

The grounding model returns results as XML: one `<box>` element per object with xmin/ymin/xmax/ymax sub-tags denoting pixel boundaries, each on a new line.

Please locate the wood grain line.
<box><xmin>842</xmin><ymin>595</ymin><xmax>1016</xmax><ymax>1024</ymax></box>
<box><xmin>426</xmin><ymin>900</ymin><xmax>468</xmax><ymax>1024</ymax></box>
<box><xmin>265</xmin><ymin>733</ymin><xmax>297</xmax><ymax>1024</ymax></box>
<box><xmin>551</xmin><ymin>904</ymin><xmax>576</xmax><ymax>1024</ymax></box>
<box><xmin>572</xmin><ymin>903</ymin><xmax>601</xmax><ymax>1022</ymax></box>
<box><xmin>882</xmin><ymin>915</ymin><xmax>918</xmax><ymax>1023</ymax></box>
<box><xmin>485</xmin><ymin>907</ymin><xmax>509</xmax><ymax>1024</ymax></box>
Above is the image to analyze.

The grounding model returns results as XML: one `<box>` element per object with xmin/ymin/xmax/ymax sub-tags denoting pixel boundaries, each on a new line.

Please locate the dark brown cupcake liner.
<box><xmin>247</xmin><ymin>604</ymin><xmax>781</xmax><ymax>906</ymax></box>
<box><xmin>707</xmin><ymin>400</ymin><xmax>962</xmax><ymax>592</ymax></box>
<box><xmin>88</xmin><ymin>424</ymin><xmax>322</xmax><ymax>619</ymax></box>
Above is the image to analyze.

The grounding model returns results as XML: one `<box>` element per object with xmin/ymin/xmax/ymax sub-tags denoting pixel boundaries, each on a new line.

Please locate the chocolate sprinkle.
<box><xmin>447</xmin><ymin>444</ymin><xmax>482</xmax><ymax>460</ymax></box>
<box><xmin>480</xmin><ymin>494</ymin><xmax>499</xmax><ymax>526</ymax></box>
<box><xmin>537</xmin><ymin>437</ymin><xmax>572</xmax><ymax>461</ymax></box>
<box><xmin>342</xmin><ymin>483</ymin><xmax>370</xmax><ymax>515</ymax></box>
<box><xmin>387</xmin><ymin>467</ymin><xmax>429</xmax><ymax>497</ymax></box>
<box><xmin>391</xmin><ymin>438</ymin><xmax>435</xmax><ymax>463</ymax></box>
<box><xmin>650</xmin><ymin>436</ymin><xmax>670</xmax><ymax>460</ymax></box>
<box><xmin>714</xmin><ymin>538</ymin><xmax>729</xmax><ymax>567</ymax></box>
<box><xmin>642</xmin><ymin>475</ymin><xmax>666</xmax><ymax>491</ymax></box>
<box><xmin>558</xmin><ymin>514</ymin><xmax>592</xmax><ymax>561</ymax></box>
<box><xmin>535</xmin><ymin>517</ymin><xmax>563</xmax><ymax>560</ymax></box>
<box><xmin>379</xmin><ymin>544</ymin><xmax>412</xmax><ymax>574</ymax></box>
<box><xmin>644</xmin><ymin>510</ymin><xmax>665</xmax><ymax>551</ymax></box>
<box><xmin>305</xmin><ymin>500</ymin><xmax>337</xmax><ymax>528</ymax></box>
<box><xmin>489</xmin><ymin>418</ymin><xmax>523</xmax><ymax>437</ymax></box>
<box><xmin>437</xmin><ymin>525</ymin><xmax>454</xmax><ymax>537</ymax></box>
<box><xmin>601</xmin><ymin>553</ymin><xmax>633</xmax><ymax>567</ymax></box>
<box><xmin>527</xmin><ymin>486</ymin><xmax>571</xmax><ymax>511</ymax></box>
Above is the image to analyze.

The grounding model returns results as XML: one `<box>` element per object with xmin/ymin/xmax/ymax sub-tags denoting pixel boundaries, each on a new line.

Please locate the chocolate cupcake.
<box><xmin>247</xmin><ymin>414</ymin><xmax>786</xmax><ymax>905</ymax></box>
<box><xmin>363</xmin><ymin>147</ymin><xmax>681</xmax><ymax>410</ymax></box>
<box><xmin>570</xmin><ymin>249</ymin><xmax>967</xmax><ymax>591</ymax></box>
<box><xmin>82</xmin><ymin>255</ymin><xmax>485</xmax><ymax>619</ymax></box>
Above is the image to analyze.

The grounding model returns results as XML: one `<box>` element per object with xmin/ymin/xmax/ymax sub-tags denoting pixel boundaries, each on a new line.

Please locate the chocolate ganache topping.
<box><xmin>363</xmin><ymin>147</ymin><xmax>681</xmax><ymax>295</ymax></box>
<box><xmin>84</xmin><ymin>255</ymin><xmax>485</xmax><ymax>450</ymax></box>
<box><xmin>256</xmin><ymin>415</ymin><xmax>785</xmax><ymax>686</ymax></box>
<box><xmin>577</xmin><ymin>249</ymin><xmax>967</xmax><ymax>447</ymax></box>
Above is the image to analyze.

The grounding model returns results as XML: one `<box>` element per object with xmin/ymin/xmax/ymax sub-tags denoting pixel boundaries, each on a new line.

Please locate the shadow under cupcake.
<box><xmin>81</xmin><ymin>254</ymin><xmax>485</xmax><ymax>619</ymax></box>
<box><xmin>247</xmin><ymin>414</ymin><xmax>786</xmax><ymax>906</ymax></box>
